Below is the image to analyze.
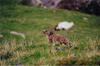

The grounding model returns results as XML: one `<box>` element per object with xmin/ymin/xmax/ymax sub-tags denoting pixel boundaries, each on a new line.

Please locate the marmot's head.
<box><xmin>42</xmin><ymin>30</ymin><xmax>54</xmax><ymax>36</ymax></box>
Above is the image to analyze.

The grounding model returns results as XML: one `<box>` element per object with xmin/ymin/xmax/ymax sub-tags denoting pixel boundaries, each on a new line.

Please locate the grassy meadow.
<box><xmin>0</xmin><ymin>1</ymin><xmax>100</xmax><ymax>65</ymax></box>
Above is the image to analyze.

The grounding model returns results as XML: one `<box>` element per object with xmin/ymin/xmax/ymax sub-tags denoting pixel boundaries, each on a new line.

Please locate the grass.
<box><xmin>0</xmin><ymin>2</ymin><xmax>100</xmax><ymax>65</ymax></box>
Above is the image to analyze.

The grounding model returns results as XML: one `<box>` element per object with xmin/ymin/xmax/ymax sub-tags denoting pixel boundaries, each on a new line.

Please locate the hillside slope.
<box><xmin>0</xmin><ymin>5</ymin><xmax>100</xmax><ymax>65</ymax></box>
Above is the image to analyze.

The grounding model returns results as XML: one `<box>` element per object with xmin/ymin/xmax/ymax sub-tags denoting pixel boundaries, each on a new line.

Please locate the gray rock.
<box><xmin>21</xmin><ymin>0</ymin><xmax>61</xmax><ymax>8</ymax></box>
<box><xmin>10</xmin><ymin>31</ymin><xmax>26</xmax><ymax>39</ymax></box>
<box><xmin>0</xmin><ymin>34</ymin><xmax>3</xmax><ymax>38</ymax></box>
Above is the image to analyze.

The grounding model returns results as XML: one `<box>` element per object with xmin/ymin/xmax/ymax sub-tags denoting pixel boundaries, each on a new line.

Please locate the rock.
<box><xmin>83</xmin><ymin>17</ymin><xmax>88</xmax><ymax>21</ymax></box>
<box><xmin>0</xmin><ymin>34</ymin><xmax>3</xmax><ymax>38</ymax></box>
<box><xmin>21</xmin><ymin>0</ymin><xmax>43</xmax><ymax>6</ymax></box>
<box><xmin>10</xmin><ymin>31</ymin><xmax>25</xmax><ymax>39</ymax></box>
<box><xmin>42</xmin><ymin>0</ymin><xmax>61</xmax><ymax>8</ymax></box>
<box><xmin>21</xmin><ymin>0</ymin><xmax>62</xmax><ymax>8</ymax></box>
<box><xmin>57</xmin><ymin>0</ymin><xmax>100</xmax><ymax>15</ymax></box>
<box><xmin>21</xmin><ymin>0</ymin><xmax>100</xmax><ymax>16</ymax></box>
<box><xmin>55</xmin><ymin>21</ymin><xmax>74</xmax><ymax>31</ymax></box>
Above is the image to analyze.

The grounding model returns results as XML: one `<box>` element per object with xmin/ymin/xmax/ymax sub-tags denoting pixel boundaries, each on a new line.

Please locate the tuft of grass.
<box><xmin>33</xmin><ymin>51</ymin><xmax>42</xmax><ymax>61</ymax></box>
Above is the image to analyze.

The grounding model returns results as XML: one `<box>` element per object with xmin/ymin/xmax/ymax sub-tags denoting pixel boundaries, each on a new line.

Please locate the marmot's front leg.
<box><xmin>48</xmin><ymin>39</ymin><xmax>53</xmax><ymax>43</ymax></box>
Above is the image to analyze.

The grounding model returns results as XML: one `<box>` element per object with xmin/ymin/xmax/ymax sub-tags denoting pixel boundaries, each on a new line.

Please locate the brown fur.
<box><xmin>43</xmin><ymin>30</ymin><xmax>71</xmax><ymax>46</ymax></box>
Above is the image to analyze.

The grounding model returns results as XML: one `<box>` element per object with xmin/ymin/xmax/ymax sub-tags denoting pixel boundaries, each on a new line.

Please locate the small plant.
<box><xmin>33</xmin><ymin>51</ymin><xmax>42</xmax><ymax>61</ymax></box>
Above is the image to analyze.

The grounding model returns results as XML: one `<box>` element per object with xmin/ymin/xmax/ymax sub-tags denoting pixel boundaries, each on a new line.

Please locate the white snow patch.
<box><xmin>56</xmin><ymin>21</ymin><xmax>74</xmax><ymax>30</ymax></box>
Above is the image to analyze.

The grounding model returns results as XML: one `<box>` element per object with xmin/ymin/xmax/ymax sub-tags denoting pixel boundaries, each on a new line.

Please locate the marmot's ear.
<box><xmin>42</xmin><ymin>29</ymin><xmax>47</xmax><ymax>32</ymax></box>
<box><xmin>42</xmin><ymin>30</ymin><xmax>47</xmax><ymax>34</ymax></box>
